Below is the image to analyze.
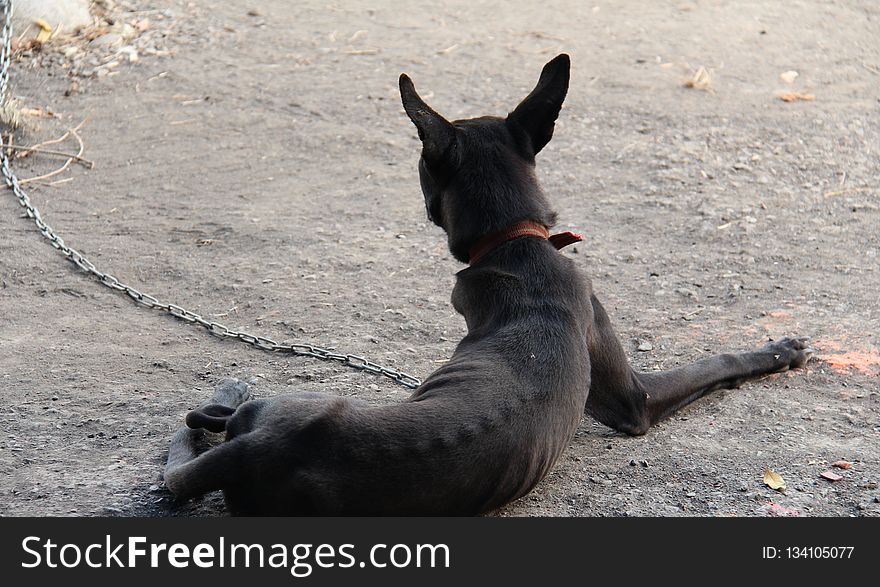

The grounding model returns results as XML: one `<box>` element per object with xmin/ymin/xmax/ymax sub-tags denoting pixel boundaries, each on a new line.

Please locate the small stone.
<box><xmin>686</xmin><ymin>491</ymin><xmax>697</xmax><ymax>497</ymax></box>
<box><xmin>118</xmin><ymin>46</ymin><xmax>139</xmax><ymax>63</ymax></box>
<box><xmin>820</xmin><ymin>470</ymin><xmax>843</xmax><ymax>482</ymax></box>
<box><xmin>637</xmin><ymin>340</ymin><xmax>653</xmax><ymax>352</ymax></box>
<box><xmin>640</xmin><ymin>460</ymin><xmax>649</xmax><ymax>467</ymax></box>
<box><xmin>11</xmin><ymin>0</ymin><xmax>92</xmax><ymax>36</ymax></box>
<box><xmin>780</xmin><ymin>70</ymin><xmax>799</xmax><ymax>84</ymax></box>
<box><xmin>92</xmin><ymin>32</ymin><xmax>123</xmax><ymax>48</ymax></box>
<box><xmin>630</xmin><ymin>459</ymin><xmax>637</xmax><ymax>466</ymax></box>
<box><xmin>149</xmin><ymin>484</ymin><xmax>160</xmax><ymax>492</ymax></box>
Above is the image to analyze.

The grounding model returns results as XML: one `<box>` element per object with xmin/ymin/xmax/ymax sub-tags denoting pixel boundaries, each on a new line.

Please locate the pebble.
<box><xmin>637</xmin><ymin>340</ymin><xmax>653</xmax><ymax>352</ymax></box>
<box><xmin>92</xmin><ymin>32</ymin><xmax>123</xmax><ymax>48</ymax></box>
<box><xmin>118</xmin><ymin>46</ymin><xmax>139</xmax><ymax>63</ymax></box>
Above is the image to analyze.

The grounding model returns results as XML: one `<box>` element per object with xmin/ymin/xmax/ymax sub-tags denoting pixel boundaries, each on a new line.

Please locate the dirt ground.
<box><xmin>1</xmin><ymin>0</ymin><xmax>878</xmax><ymax>517</ymax></box>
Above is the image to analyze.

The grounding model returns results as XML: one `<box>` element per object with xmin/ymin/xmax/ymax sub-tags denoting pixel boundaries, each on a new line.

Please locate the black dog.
<box><xmin>164</xmin><ymin>54</ymin><xmax>812</xmax><ymax>515</ymax></box>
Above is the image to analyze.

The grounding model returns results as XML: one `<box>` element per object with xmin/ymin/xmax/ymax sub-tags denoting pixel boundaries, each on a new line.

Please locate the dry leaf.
<box><xmin>832</xmin><ymin>460</ymin><xmax>852</xmax><ymax>470</ymax></box>
<box><xmin>34</xmin><ymin>18</ymin><xmax>53</xmax><ymax>44</ymax></box>
<box><xmin>684</xmin><ymin>66</ymin><xmax>712</xmax><ymax>91</ymax></box>
<box><xmin>780</xmin><ymin>70</ymin><xmax>799</xmax><ymax>84</ymax></box>
<box><xmin>763</xmin><ymin>468</ymin><xmax>786</xmax><ymax>491</ymax></box>
<box><xmin>778</xmin><ymin>91</ymin><xmax>815</xmax><ymax>102</ymax></box>
<box><xmin>820</xmin><ymin>470</ymin><xmax>843</xmax><ymax>482</ymax></box>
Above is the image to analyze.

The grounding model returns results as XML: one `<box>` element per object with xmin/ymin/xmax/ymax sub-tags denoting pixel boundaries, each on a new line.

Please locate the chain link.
<box><xmin>0</xmin><ymin>0</ymin><xmax>421</xmax><ymax>389</ymax></box>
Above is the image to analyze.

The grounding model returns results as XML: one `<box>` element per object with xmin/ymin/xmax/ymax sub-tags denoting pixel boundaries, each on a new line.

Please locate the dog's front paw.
<box><xmin>763</xmin><ymin>337</ymin><xmax>814</xmax><ymax>372</ymax></box>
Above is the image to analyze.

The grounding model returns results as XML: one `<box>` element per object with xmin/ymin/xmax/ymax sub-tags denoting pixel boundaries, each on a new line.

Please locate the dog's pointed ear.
<box><xmin>507</xmin><ymin>54</ymin><xmax>570</xmax><ymax>155</ymax></box>
<box><xmin>399</xmin><ymin>73</ymin><xmax>456</xmax><ymax>164</ymax></box>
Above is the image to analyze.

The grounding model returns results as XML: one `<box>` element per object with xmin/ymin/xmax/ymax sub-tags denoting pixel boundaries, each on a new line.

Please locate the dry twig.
<box><xmin>684</xmin><ymin>66</ymin><xmax>713</xmax><ymax>92</ymax></box>
<box><xmin>1</xmin><ymin>143</ymin><xmax>94</xmax><ymax>168</ymax></box>
<box><xmin>16</xmin><ymin>121</ymin><xmax>89</xmax><ymax>185</ymax></box>
<box><xmin>823</xmin><ymin>187</ymin><xmax>873</xmax><ymax>198</ymax></box>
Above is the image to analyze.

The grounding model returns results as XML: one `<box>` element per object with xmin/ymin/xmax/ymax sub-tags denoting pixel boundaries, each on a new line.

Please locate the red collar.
<box><xmin>468</xmin><ymin>220</ymin><xmax>583</xmax><ymax>265</ymax></box>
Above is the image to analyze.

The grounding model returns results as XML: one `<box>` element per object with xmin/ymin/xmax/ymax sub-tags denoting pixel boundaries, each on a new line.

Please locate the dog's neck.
<box><xmin>468</xmin><ymin>220</ymin><xmax>583</xmax><ymax>265</ymax></box>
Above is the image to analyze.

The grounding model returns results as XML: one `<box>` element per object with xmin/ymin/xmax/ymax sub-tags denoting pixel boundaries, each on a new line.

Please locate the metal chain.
<box><xmin>0</xmin><ymin>0</ymin><xmax>421</xmax><ymax>389</ymax></box>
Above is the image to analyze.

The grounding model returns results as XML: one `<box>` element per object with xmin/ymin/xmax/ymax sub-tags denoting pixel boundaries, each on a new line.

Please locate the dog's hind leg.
<box><xmin>164</xmin><ymin>436</ymin><xmax>249</xmax><ymax>500</ymax></box>
<box><xmin>164</xmin><ymin>378</ymin><xmax>250</xmax><ymax>498</ymax></box>
<box><xmin>584</xmin><ymin>295</ymin><xmax>813</xmax><ymax>435</ymax></box>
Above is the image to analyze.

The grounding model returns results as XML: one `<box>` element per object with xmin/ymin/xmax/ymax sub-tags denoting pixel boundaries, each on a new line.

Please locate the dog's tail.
<box><xmin>185</xmin><ymin>403</ymin><xmax>236</xmax><ymax>432</ymax></box>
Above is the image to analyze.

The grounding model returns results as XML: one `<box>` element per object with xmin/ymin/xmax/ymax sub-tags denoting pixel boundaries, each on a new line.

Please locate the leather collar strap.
<box><xmin>468</xmin><ymin>220</ymin><xmax>583</xmax><ymax>265</ymax></box>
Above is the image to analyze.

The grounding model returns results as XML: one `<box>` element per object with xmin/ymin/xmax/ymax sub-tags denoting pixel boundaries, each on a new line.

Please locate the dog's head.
<box><xmin>400</xmin><ymin>54</ymin><xmax>570</xmax><ymax>263</ymax></box>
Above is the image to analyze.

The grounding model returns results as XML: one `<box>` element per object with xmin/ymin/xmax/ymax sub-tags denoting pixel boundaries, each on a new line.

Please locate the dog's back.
<box><xmin>211</xmin><ymin>240</ymin><xmax>593</xmax><ymax>515</ymax></box>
